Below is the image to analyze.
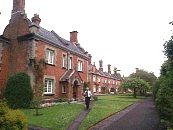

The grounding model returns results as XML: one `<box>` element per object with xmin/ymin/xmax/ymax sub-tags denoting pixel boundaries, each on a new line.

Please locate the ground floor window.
<box><xmin>44</xmin><ymin>79</ymin><xmax>53</xmax><ymax>94</ymax></box>
<box><xmin>62</xmin><ymin>85</ymin><xmax>66</xmax><ymax>93</ymax></box>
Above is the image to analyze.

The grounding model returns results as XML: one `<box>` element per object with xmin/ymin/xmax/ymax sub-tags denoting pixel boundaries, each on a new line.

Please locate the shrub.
<box><xmin>92</xmin><ymin>95</ymin><xmax>98</xmax><ymax>101</ymax></box>
<box><xmin>4</xmin><ymin>72</ymin><xmax>34</xmax><ymax>109</ymax></box>
<box><xmin>155</xmin><ymin>86</ymin><xmax>173</xmax><ymax>127</ymax></box>
<box><xmin>0</xmin><ymin>100</ymin><xmax>28</xmax><ymax>130</ymax></box>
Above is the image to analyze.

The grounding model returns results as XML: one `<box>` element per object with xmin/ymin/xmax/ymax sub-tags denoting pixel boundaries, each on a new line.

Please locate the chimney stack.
<box><xmin>11</xmin><ymin>0</ymin><xmax>25</xmax><ymax>15</ymax></box>
<box><xmin>70</xmin><ymin>31</ymin><xmax>78</xmax><ymax>43</ymax></box>
<box><xmin>108</xmin><ymin>64</ymin><xmax>111</xmax><ymax>74</ymax></box>
<box><xmin>99</xmin><ymin>60</ymin><xmax>103</xmax><ymax>71</ymax></box>
<box><xmin>12</xmin><ymin>0</ymin><xmax>25</xmax><ymax>17</ymax></box>
<box><xmin>88</xmin><ymin>54</ymin><xmax>92</xmax><ymax>65</ymax></box>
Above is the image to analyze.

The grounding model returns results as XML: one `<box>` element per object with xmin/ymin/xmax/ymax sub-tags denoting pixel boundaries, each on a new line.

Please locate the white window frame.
<box><xmin>46</xmin><ymin>49</ymin><xmax>55</xmax><ymax>65</ymax></box>
<box><xmin>44</xmin><ymin>78</ymin><xmax>53</xmax><ymax>94</ymax></box>
<box><xmin>78</xmin><ymin>60</ymin><xmax>83</xmax><ymax>71</ymax></box>
<box><xmin>93</xmin><ymin>75</ymin><xmax>96</xmax><ymax>82</ymax></box>
<box><xmin>108</xmin><ymin>80</ymin><xmax>111</xmax><ymax>84</ymax></box>
<box><xmin>69</xmin><ymin>57</ymin><xmax>73</xmax><ymax>69</ymax></box>
<box><xmin>62</xmin><ymin>54</ymin><xmax>67</xmax><ymax>68</ymax></box>
<box><xmin>105</xmin><ymin>79</ymin><xmax>107</xmax><ymax>83</ymax></box>
<box><xmin>113</xmin><ymin>80</ymin><xmax>115</xmax><ymax>84</ymax></box>
<box><xmin>97</xmin><ymin>77</ymin><xmax>100</xmax><ymax>82</ymax></box>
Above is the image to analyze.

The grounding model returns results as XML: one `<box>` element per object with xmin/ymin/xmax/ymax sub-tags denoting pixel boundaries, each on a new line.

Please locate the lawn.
<box><xmin>79</xmin><ymin>95</ymin><xmax>143</xmax><ymax>130</ymax></box>
<box><xmin>22</xmin><ymin>95</ymin><xmax>143</xmax><ymax>130</ymax></box>
<box><xmin>22</xmin><ymin>103</ymin><xmax>85</xmax><ymax>130</ymax></box>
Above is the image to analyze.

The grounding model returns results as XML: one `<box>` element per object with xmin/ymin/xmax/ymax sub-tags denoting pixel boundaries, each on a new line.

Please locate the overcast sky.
<box><xmin>1</xmin><ymin>0</ymin><xmax>172</xmax><ymax>77</ymax></box>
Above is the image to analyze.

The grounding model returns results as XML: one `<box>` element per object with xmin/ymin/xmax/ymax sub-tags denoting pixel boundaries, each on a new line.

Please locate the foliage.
<box><xmin>129</xmin><ymin>69</ymin><xmax>157</xmax><ymax>87</ymax></box>
<box><xmin>120</xmin><ymin>78</ymin><xmax>150</xmax><ymax>98</ymax></box>
<box><xmin>4</xmin><ymin>72</ymin><xmax>33</xmax><ymax>109</ymax></box>
<box><xmin>32</xmin><ymin>59</ymin><xmax>46</xmax><ymax>116</ymax></box>
<box><xmin>92</xmin><ymin>95</ymin><xmax>98</xmax><ymax>101</ymax></box>
<box><xmin>154</xmin><ymin>33</ymin><xmax>173</xmax><ymax>128</ymax></box>
<box><xmin>101</xmin><ymin>86</ymin><xmax>106</xmax><ymax>94</ymax></box>
<box><xmin>83</xmin><ymin>82</ymin><xmax>90</xmax><ymax>90</ymax></box>
<box><xmin>0</xmin><ymin>100</ymin><xmax>28</xmax><ymax>130</ymax></box>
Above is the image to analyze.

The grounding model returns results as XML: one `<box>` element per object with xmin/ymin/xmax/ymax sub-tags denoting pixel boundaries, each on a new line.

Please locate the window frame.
<box><xmin>44</xmin><ymin>78</ymin><xmax>53</xmax><ymax>94</ymax></box>
<box><xmin>62</xmin><ymin>84</ymin><xmax>66</xmax><ymax>93</ymax></box>
<box><xmin>62</xmin><ymin>53</ymin><xmax>67</xmax><ymax>68</ymax></box>
<box><xmin>45</xmin><ymin>49</ymin><xmax>55</xmax><ymax>65</ymax></box>
<box><xmin>69</xmin><ymin>56</ymin><xmax>73</xmax><ymax>69</ymax></box>
<box><xmin>77</xmin><ymin>59</ymin><xmax>83</xmax><ymax>71</ymax></box>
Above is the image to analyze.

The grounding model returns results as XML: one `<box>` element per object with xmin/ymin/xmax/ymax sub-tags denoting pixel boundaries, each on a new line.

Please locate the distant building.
<box><xmin>0</xmin><ymin>0</ymin><xmax>89</xmax><ymax>100</ymax></box>
<box><xmin>88</xmin><ymin>56</ymin><xmax>122</xmax><ymax>94</ymax></box>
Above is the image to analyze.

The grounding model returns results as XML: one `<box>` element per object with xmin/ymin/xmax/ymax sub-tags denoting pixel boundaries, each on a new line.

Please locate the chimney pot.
<box><xmin>31</xmin><ymin>14</ymin><xmax>41</xmax><ymax>26</ymax></box>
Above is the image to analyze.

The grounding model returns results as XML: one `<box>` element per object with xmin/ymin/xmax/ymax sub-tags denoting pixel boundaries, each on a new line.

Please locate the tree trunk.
<box><xmin>134</xmin><ymin>88</ymin><xmax>136</xmax><ymax>98</ymax></box>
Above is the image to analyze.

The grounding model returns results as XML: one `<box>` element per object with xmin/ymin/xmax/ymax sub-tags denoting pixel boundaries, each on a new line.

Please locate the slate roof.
<box><xmin>34</xmin><ymin>27</ymin><xmax>88</xmax><ymax>59</ymax></box>
<box><xmin>89</xmin><ymin>66</ymin><xmax>122</xmax><ymax>81</ymax></box>
<box><xmin>60</xmin><ymin>69</ymin><xmax>75</xmax><ymax>82</ymax></box>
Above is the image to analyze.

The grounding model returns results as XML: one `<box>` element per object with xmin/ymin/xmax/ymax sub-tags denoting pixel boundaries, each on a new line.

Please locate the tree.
<box><xmin>130</xmin><ymin>69</ymin><xmax>157</xmax><ymax>88</ymax></box>
<box><xmin>120</xmin><ymin>78</ymin><xmax>150</xmax><ymax>98</ymax></box>
<box><xmin>153</xmin><ymin>32</ymin><xmax>173</xmax><ymax>128</ymax></box>
<box><xmin>4</xmin><ymin>72</ymin><xmax>33</xmax><ymax>109</ymax></box>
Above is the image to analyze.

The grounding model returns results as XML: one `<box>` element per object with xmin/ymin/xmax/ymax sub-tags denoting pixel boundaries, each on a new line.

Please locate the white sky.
<box><xmin>0</xmin><ymin>0</ymin><xmax>172</xmax><ymax>77</ymax></box>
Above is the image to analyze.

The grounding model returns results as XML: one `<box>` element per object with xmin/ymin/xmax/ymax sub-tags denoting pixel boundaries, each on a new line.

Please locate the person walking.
<box><xmin>84</xmin><ymin>87</ymin><xmax>92</xmax><ymax>110</ymax></box>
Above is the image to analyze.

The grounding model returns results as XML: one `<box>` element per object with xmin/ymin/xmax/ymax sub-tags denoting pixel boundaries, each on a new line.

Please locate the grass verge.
<box><xmin>22</xmin><ymin>94</ymin><xmax>143</xmax><ymax>130</ymax></box>
<box><xmin>79</xmin><ymin>95</ymin><xmax>143</xmax><ymax>130</ymax></box>
<box><xmin>22</xmin><ymin>103</ymin><xmax>85</xmax><ymax>130</ymax></box>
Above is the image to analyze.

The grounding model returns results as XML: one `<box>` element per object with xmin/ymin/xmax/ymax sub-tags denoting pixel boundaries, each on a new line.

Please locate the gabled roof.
<box><xmin>60</xmin><ymin>69</ymin><xmax>75</xmax><ymax>82</ymax></box>
<box><xmin>60</xmin><ymin>69</ymin><xmax>83</xmax><ymax>83</ymax></box>
<box><xmin>35</xmin><ymin>27</ymin><xmax>88</xmax><ymax>59</ymax></box>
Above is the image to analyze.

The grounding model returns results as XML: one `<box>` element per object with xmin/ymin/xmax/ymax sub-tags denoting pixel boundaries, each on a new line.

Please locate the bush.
<box><xmin>92</xmin><ymin>95</ymin><xmax>98</xmax><ymax>101</ymax></box>
<box><xmin>155</xmin><ymin>86</ymin><xmax>173</xmax><ymax>127</ymax></box>
<box><xmin>4</xmin><ymin>72</ymin><xmax>34</xmax><ymax>109</ymax></box>
<box><xmin>0</xmin><ymin>100</ymin><xmax>28</xmax><ymax>130</ymax></box>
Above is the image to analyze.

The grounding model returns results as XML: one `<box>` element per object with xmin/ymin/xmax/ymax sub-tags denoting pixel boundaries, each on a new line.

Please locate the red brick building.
<box><xmin>0</xmin><ymin>0</ymin><xmax>89</xmax><ymax>100</ymax></box>
<box><xmin>88</xmin><ymin>56</ymin><xmax>122</xmax><ymax>94</ymax></box>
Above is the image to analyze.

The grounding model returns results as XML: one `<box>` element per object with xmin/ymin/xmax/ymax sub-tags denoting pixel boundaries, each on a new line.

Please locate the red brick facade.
<box><xmin>0</xmin><ymin>0</ymin><xmax>89</xmax><ymax>100</ymax></box>
<box><xmin>88</xmin><ymin>58</ymin><xmax>122</xmax><ymax>94</ymax></box>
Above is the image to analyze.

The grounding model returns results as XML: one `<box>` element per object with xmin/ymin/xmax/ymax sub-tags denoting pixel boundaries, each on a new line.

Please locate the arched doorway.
<box><xmin>73</xmin><ymin>80</ymin><xmax>79</xmax><ymax>100</ymax></box>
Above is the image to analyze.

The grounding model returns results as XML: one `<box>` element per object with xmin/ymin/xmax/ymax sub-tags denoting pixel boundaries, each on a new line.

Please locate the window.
<box><xmin>108</xmin><ymin>80</ymin><xmax>111</xmax><ymax>84</ymax></box>
<box><xmin>78</xmin><ymin>60</ymin><xmax>83</xmax><ymax>71</ymax></box>
<box><xmin>62</xmin><ymin>85</ymin><xmax>66</xmax><ymax>93</ymax></box>
<box><xmin>113</xmin><ymin>80</ymin><xmax>115</xmax><ymax>84</ymax></box>
<box><xmin>69</xmin><ymin>57</ymin><xmax>73</xmax><ymax>69</ymax></box>
<box><xmin>93</xmin><ymin>75</ymin><xmax>96</xmax><ymax>82</ymax></box>
<box><xmin>44</xmin><ymin>79</ymin><xmax>53</xmax><ymax>94</ymax></box>
<box><xmin>62</xmin><ymin>54</ymin><xmax>67</xmax><ymax>68</ymax></box>
<box><xmin>105</xmin><ymin>79</ymin><xmax>107</xmax><ymax>83</ymax></box>
<box><xmin>97</xmin><ymin>77</ymin><xmax>100</xmax><ymax>82</ymax></box>
<box><xmin>46</xmin><ymin>49</ymin><xmax>55</xmax><ymax>65</ymax></box>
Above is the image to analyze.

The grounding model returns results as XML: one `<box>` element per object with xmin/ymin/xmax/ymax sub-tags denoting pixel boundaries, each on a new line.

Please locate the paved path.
<box><xmin>66</xmin><ymin>101</ymin><xmax>95</xmax><ymax>130</ymax></box>
<box><xmin>90</xmin><ymin>97</ymin><xmax>166</xmax><ymax>130</ymax></box>
<box><xmin>29</xmin><ymin>97</ymin><xmax>166</xmax><ymax>130</ymax></box>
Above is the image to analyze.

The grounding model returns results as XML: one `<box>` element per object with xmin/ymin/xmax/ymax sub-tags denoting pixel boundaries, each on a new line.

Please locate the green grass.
<box><xmin>22</xmin><ymin>95</ymin><xmax>143</xmax><ymax>130</ymax></box>
<box><xmin>79</xmin><ymin>95</ymin><xmax>143</xmax><ymax>130</ymax></box>
<box><xmin>22</xmin><ymin>103</ymin><xmax>85</xmax><ymax>130</ymax></box>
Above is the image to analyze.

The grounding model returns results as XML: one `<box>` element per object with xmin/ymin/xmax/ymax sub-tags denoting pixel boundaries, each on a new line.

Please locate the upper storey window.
<box><xmin>62</xmin><ymin>54</ymin><xmax>67</xmax><ymax>68</ymax></box>
<box><xmin>78</xmin><ymin>60</ymin><xmax>83</xmax><ymax>72</ymax></box>
<box><xmin>46</xmin><ymin>49</ymin><xmax>55</xmax><ymax>65</ymax></box>
<box><xmin>69</xmin><ymin>57</ymin><xmax>73</xmax><ymax>69</ymax></box>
